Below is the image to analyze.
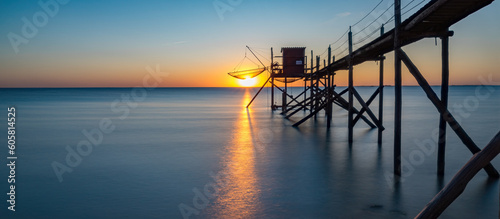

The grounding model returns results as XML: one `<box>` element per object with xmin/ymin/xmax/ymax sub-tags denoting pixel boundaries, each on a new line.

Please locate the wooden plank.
<box><xmin>416</xmin><ymin>131</ymin><xmax>500</xmax><ymax>218</ymax></box>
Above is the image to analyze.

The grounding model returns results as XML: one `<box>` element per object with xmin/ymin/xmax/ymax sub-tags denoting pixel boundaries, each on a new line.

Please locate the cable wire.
<box><xmin>351</xmin><ymin>0</ymin><xmax>385</xmax><ymax>27</ymax></box>
<box><xmin>353</xmin><ymin>3</ymin><xmax>394</xmax><ymax>36</ymax></box>
<box><xmin>330</xmin><ymin>28</ymin><xmax>349</xmax><ymax>46</ymax></box>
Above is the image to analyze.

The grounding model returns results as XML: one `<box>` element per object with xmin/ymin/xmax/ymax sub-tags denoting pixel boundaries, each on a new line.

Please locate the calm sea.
<box><xmin>0</xmin><ymin>87</ymin><xmax>499</xmax><ymax>218</ymax></box>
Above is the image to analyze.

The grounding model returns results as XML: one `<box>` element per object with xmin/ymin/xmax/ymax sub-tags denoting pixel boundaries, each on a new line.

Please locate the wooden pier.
<box><xmin>244</xmin><ymin>0</ymin><xmax>499</xmax><ymax>217</ymax></box>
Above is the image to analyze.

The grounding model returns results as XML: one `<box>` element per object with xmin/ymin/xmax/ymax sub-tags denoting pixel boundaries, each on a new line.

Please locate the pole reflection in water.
<box><xmin>207</xmin><ymin>89</ymin><xmax>262</xmax><ymax>218</ymax></box>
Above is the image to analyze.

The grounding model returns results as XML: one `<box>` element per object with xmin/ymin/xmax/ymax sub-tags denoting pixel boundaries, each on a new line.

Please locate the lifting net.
<box><xmin>227</xmin><ymin>67</ymin><xmax>266</xmax><ymax>80</ymax></box>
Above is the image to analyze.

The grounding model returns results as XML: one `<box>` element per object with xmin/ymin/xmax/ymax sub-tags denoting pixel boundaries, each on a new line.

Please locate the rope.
<box><xmin>233</xmin><ymin>55</ymin><xmax>246</xmax><ymax>71</ymax></box>
<box><xmin>232</xmin><ymin>48</ymin><xmax>264</xmax><ymax>72</ymax></box>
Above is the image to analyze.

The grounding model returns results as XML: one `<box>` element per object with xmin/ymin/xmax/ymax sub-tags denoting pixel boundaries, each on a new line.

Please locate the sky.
<box><xmin>0</xmin><ymin>0</ymin><xmax>499</xmax><ymax>87</ymax></box>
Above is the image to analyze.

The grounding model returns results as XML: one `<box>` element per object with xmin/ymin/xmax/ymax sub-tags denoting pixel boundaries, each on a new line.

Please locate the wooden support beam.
<box><xmin>438</xmin><ymin>33</ymin><xmax>449</xmax><ymax>175</ymax></box>
<box><xmin>282</xmin><ymin>88</ymin><xmax>309</xmax><ymax>113</ymax></box>
<box><xmin>352</xmin><ymin>88</ymin><xmax>384</xmax><ymax>130</ymax></box>
<box><xmin>293</xmin><ymin>101</ymin><xmax>328</xmax><ymax>127</ymax></box>
<box><xmin>348</xmin><ymin>27</ymin><xmax>354</xmax><ymax>143</ymax></box>
<box><xmin>247</xmin><ymin>75</ymin><xmax>272</xmax><ymax>108</ymax></box>
<box><xmin>310</xmin><ymin>50</ymin><xmax>314</xmax><ymax>112</ymax></box>
<box><xmin>332</xmin><ymin>90</ymin><xmax>376</xmax><ymax>128</ymax></box>
<box><xmin>394</xmin><ymin>0</ymin><xmax>402</xmax><ymax>176</ymax></box>
<box><xmin>271</xmin><ymin>48</ymin><xmax>275</xmax><ymax>110</ymax></box>
<box><xmin>352</xmin><ymin>88</ymin><xmax>380</xmax><ymax>126</ymax></box>
<box><xmin>280</xmin><ymin>87</ymin><xmax>315</xmax><ymax>115</ymax></box>
<box><xmin>304</xmin><ymin>74</ymin><xmax>307</xmax><ymax>111</ymax></box>
<box><xmin>272</xmin><ymin>84</ymin><xmax>302</xmax><ymax>106</ymax></box>
<box><xmin>327</xmin><ymin>46</ymin><xmax>333</xmax><ymax>129</ymax></box>
<box><xmin>318</xmin><ymin>77</ymin><xmax>327</xmax><ymax>87</ymax></box>
<box><xmin>378</xmin><ymin>25</ymin><xmax>385</xmax><ymax>145</ymax></box>
<box><xmin>290</xmin><ymin>89</ymin><xmax>375</xmax><ymax>128</ymax></box>
<box><xmin>315</xmin><ymin>55</ymin><xmax>320</xmax><ymax>119</ymax></box>
<box><xmin>398</xmin><ymin>48</ymin><xmax>499</xmax><ymax>177</ymax></box>
<box><xmin>416</xmin><ymin>131</ymin><xmax>500</xmax><ymax>218</ymax></box>
<box><xmin>293</xmin><ymin>91</ymin><xmax>330</xmax><ymax>127</ymax></box>
<box><xmin>286</xmin><ymin>90</ymin><xmax>327</xmax><ymax>119</ymax></box>
<box><xmin>337</xmin><ymin>88</ymin><xmax>348</xmax><ymax>96</ymax></box>
<box><xmin>283</xmin><ymin>74</ymin><xmax>288</xmax><ymax>112</ymax></box>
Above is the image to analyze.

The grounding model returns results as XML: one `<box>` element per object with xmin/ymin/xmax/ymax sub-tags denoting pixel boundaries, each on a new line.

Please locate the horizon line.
<box><xmin>1</xmin><ymin>85</ymin><xmax>499</xmax><ymax>89</ymax></box>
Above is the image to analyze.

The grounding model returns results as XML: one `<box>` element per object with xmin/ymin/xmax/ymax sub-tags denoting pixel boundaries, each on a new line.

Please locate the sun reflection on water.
<box><xmin>207</xmin><ymin>90</ymin><xmax>261</xmax><ymax>218</ymax></box>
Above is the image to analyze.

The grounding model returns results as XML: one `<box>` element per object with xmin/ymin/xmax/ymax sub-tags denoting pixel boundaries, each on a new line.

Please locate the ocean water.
<box><xmin>0</xmin><ymin>87</ymin><xmax>499</xmax><ymax>218</ymax></box>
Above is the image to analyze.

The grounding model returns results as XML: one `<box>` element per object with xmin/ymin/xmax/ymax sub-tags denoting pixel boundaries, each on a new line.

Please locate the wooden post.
<box><xmin>271</xmin><ymin>47</ymin><xmax>275</xmax><ymax>110</ymax></box>
<box><xmin>327</xmin><ymin>46</ymin><xmax>333</xmax><ymax>129</ymax></box>
<box><xmin>394</xmin><ymin>0</ymin><xmax>402</xmax><ymax>176</ymax></box>
<box><xmin>283</xmin><ymin>75</ymin><xmax>287</xmax><ymax>112</ymax></box>
<box><xmin>438</xmin><ymin>33</ymin><xmax>449</xmax><ymax>175</ymax></box>
<box><xmin>323</xmin><ymin>59</ymin><xmax>327</xmax><ymax>97</ymax></box>
<box><xmin>331</xmin><ymin>55</ymin><xmax>335</xmax><ymax>91</ymax></box>
<box><xmin>303</xmin><ymin>52</ymin><xmax>307</xmax><ymax>111</ymax></box>
<box><xmin>315</xmin><ymin>55</ymin><xmax>320</xmax><ymax>119</ymax></box>
<box><xmin>378</xmin><ymin>25</ymin><xmax>385</xmax><ymax>144</ymax></box>
<box><xmin>348</xmin><ymin>26</ymin><xmax>354</xmax><ymax>143</ymax></box>
<box><xmin>310</xmin><ymin>50</ymin><xmax>314</xmax><ymax>112</ymax></box>
<box><xmin>304</xmin><ymin>78</ymin><xmax>307</xmax><ymax>111</ymax></box>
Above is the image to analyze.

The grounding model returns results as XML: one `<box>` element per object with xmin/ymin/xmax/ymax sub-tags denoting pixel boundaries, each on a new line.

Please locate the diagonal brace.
<box><xmin>398</xmin><ymin>48</ymin><xmax>498</xmax><ymax>177</ymax></box>
<box><xmin>352</xmin><ymin>88</ymin><xmax>384</xmax><ymax>130</ymax></box>
<box><xmin>353</xmin><ymin>88</ymin><xmax>380</xmax><ymax>126</ymax></box>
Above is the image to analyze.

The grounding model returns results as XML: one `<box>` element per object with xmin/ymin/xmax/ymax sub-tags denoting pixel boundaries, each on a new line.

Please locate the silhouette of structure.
<box><xmin>240</xmin><ymin>0</ymin><xmax>499</xmax><ymax>216</ymax></box>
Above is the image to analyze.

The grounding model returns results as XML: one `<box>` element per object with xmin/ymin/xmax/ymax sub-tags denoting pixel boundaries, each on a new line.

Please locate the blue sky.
<box><xmin>0</xmin><ymin>0</ymin><xmax>499</xmax><ymax>87</ymax></box>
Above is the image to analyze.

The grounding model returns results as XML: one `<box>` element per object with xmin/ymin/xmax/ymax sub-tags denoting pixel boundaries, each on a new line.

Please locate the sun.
<box><xmin>238</xmin><ymin>77</ymin><xmax>258</xmax><ymax>87</ymax></box>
